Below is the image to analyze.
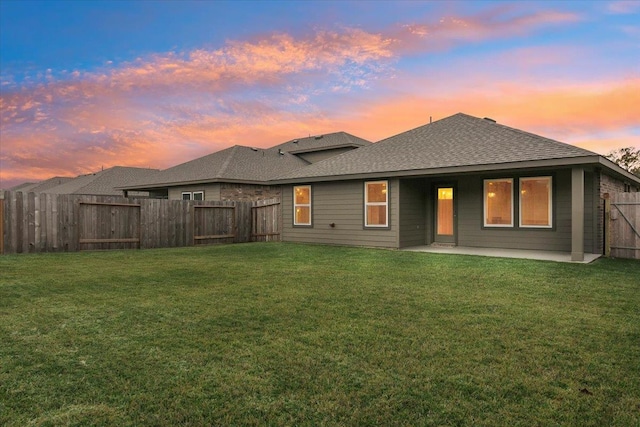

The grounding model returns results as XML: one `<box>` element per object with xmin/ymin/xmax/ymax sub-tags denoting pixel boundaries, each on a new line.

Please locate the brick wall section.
<box><xmin>220</xmin><ymin>183</ymin><xmax>281</xmax><ymax>202</ymax></box>
<box><xmin>596</xmin><ymin>172</ymin><xmax>640</xmax><ymax>254</ymax></box>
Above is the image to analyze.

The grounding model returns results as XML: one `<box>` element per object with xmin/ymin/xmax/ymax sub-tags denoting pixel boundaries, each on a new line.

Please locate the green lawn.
<box><xmin>1</xmin><ymin>243</ymin><xmax>639</xmax><ymax>426</ymax></box>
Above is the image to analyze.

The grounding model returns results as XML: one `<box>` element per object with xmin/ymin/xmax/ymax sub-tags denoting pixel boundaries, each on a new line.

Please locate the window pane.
<box><xmin>295</xmin><ymin>186</ymin><xmax>310</xmax><ymax>204</ymax></box>
<box><xmin>193</xmin><ymin>192</ymin><xmax>204</xmax><ymax>201</ymax></box>
<box><xmin>367</xmin><ymin>182</ymin><xmax>387</xmax><ymax>203</ymax></box>
<box><xmin>485</xmin><ymin>180</ymin><xmax>512</xmax><ymax>226</ymax></box>
<box><xmin>182</xmin><ymin>193</ymin><xmax>191</xmax><ymax>200</ymax></box>
<box><xmin>521</xmin><ymin>178</ymin><xmax>551</xmax><ymax>226</ymax></box>
<box><xmin>367</xmin><ymin>205</ymin><xmax>387</xmax><ymax>226</ymax></box>
<box><xmin>295</xmin><ymin>207</ymin><xmax>310</xmax><ymax>224</ymax></box>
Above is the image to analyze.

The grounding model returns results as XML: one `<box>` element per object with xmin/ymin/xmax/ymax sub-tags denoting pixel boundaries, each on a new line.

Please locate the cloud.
<box><xmin>607</xmin><ymin>1</ymin><xmax>640</xmax><ymax>14</ymax></box>
<box><xmin>394</xmin><ymin>7</ymin><xmax>580</xmax><ymax>54</ymax></box>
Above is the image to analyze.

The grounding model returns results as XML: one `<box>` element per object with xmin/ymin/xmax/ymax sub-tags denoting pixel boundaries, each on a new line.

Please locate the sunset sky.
<box><xmin>1</xmin><ymin>0</ymin><xmax>639</xmax><ymax>189</ymax></box>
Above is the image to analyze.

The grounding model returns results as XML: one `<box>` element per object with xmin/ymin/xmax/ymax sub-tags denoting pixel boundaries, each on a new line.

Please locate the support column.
<box><xmin>571</xmin><ymin>167</ymin><xmax>585</xmax><ymax>261</ymax></box>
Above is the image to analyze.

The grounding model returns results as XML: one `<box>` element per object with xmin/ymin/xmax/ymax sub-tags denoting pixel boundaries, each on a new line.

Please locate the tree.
<box><xmin>606</xmin><ymin>147</ymin><xmax>640</xmax><ymax>177</ymax></box>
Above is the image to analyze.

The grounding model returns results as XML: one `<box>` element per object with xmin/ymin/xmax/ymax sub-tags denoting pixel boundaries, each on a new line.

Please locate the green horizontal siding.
<box><xmin>282</xmin><ymin>180</ymin><xmax>399</xmax><ymax>248</ymax></box>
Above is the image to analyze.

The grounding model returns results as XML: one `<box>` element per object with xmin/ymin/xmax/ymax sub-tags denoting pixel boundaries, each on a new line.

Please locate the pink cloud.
<box><xmin>607</xmin><ymin>1</ymin><xmax>640</xmax><ymax>14</ymax></box>
<box><xmin>394</xmin><ymin>7</ymin><xmax>580</xmax><ymax>53</ymax></box>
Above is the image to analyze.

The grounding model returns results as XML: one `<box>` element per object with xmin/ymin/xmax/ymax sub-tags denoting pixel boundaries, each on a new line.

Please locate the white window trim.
<box><xmin>519</xmin><ymin>176</ymin><xmax>553</xmax><ymax>228</ymax></box>
<box><xmin>365</xmin><ymin>180</ymin><xmax>389</xmax><ymax>228</ymax></box>
<box><xmin>193</xmin><ymin>191</ymin><xmax>204</xmax><ymax>201</ymax></box>
<box><xmin>181</xmin><ymin>192</ymin><xmax>192</xmax><ymax>200</ymax></box>
<box><xmin>293</xmin><ymin>185</ymin><xmax>312</xmax><ymax>226</ymax></box>
<box><xmin>483</xmin><ymin>178</ymin><xmax>514</xmax><ymax>227</ymax></box>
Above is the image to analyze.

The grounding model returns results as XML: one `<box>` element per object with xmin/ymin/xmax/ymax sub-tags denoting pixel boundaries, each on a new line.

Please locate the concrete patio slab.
<box><xmin>402</xmin><ymin>245</ymin><xmax>601</xmax><ymax>264</ymax></box>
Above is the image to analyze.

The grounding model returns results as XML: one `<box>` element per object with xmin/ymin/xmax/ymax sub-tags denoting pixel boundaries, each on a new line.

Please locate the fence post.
<box><xmin>0</xmin><ymin>191</ymin><xmax>4</xmax><ymax>255</ymax></box>
<box><xmin>603</xmin><ymin>193</ymin><xmax>611</xmax><ymax>258</ymax></box>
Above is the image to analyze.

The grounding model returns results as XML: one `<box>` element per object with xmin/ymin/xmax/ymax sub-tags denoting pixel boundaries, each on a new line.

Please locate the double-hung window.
<box><xmin>293</xmin><ymin>185</ymin><xmax>312</xmax><ymax>226</ymax></box>
<box><xmin>365</xmin><ymin>181</ymin><xmax>388</xmax><ymax>227</ymax></box>
<box><xmin>520</xmin><ymin>177</ymin><xmax>552</xmax><ymax>228</ymax></box>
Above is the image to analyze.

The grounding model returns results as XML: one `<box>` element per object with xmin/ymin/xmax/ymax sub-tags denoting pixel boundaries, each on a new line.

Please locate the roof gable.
<box><xmin>269</xmin><ymin>131</ymin><xmax>371</xmax><ymax>154</ymax></box>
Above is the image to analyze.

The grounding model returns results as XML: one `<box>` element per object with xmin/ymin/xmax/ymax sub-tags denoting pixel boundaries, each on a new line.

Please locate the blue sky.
<box><xmin>1</xmin><ymin>0</ymin><xmax>639</xmax><ymax>188</ymax></box>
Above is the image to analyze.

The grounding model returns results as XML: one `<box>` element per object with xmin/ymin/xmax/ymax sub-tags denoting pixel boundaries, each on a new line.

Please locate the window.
<box><xmin>293</xmin><ymin>185</ymin><xmax>311</xmax><ymax>226</ymax></box>
<box><xmin>182</xmin><ymin>191</ymin><xmax>204</xmax><ymax>201</ymax></box>
<box><xmin>484</xmin><ymin>179</ymin><xmax>513</xmax><ymax>227</ymax></box>
<box><xmin>365</xmin><ymin>181</ymin><xmax>388</xmax><ymax>227</ymax></box>
<box><xmin>520</xmin><ymin>177</ymin><xmax>552</xmax><ymax>228</ymax></box>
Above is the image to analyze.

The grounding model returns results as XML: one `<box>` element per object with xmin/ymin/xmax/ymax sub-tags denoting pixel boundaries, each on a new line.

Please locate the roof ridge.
<box><xmin>217</xmin><ymin>145</ymin><xmax>240</xmax><ymax>178</ymax></box>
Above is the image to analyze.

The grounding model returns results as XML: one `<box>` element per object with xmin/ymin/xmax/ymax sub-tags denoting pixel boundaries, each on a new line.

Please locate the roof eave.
<box><xmin>118</xmin><ymin>177</ymin><xmax>271</xmax><ymax>191</ymax></box>
<box><xmin>270</xmin><ymin>155</ymin><xmax>606</xmax><ymax>184</ymax></box>
<box><xmin>286</xmin><ymin>143</ymin><xmax>364</xmax><ymax>155</ymax></box>
<box><xmin>598</xmin><ymin>157</ymin><xmax>640</xmax><ymax>184</ymax></box>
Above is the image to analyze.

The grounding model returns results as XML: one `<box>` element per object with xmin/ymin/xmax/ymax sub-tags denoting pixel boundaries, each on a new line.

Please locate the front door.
<box><xmin>435</xmin><ymin>186</ymin><xmax>456</xmax><ymax>244</ymax></box>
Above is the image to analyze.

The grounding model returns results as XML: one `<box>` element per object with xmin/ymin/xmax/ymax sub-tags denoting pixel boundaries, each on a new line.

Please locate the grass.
<box><xmin>1</xmin><ymin>243</ymin><xmax>639</xmax><ymax>426</ymax></box>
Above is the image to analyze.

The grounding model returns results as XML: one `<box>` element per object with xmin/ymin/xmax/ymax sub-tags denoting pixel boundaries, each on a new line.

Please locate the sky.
<box><xmin>1</xmin><ymin>0</ymin><xmax>639</xmax><ymax>189</ymax></box>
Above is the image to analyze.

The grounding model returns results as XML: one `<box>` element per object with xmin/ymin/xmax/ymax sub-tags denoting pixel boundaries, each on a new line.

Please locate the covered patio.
<box><xmin>402</xmin><ymin>245</ymin><xmax>601</xmax><ymax>264</ymax></box>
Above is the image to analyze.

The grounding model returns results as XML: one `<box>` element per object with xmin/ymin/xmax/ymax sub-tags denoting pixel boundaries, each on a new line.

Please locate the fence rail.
<box><xmin>0</xmin><ymin>191</ymin><xmax>280</xmax><ymax>254</ymax></box>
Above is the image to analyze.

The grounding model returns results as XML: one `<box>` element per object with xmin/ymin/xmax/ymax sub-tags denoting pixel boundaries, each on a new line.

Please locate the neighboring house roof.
<box><xmin>9</xmin><ymin>182</ymin><xmax>38</xmax><ymax>192</ymax></box>
<box><xmin>273</xmin><ymin>113</ymin><xmax>640</xmax><ymax>184</ymax></box>
<box><xmin>27</xmin><ymin>177</ymin><xmax>76</xmax><ymax>193</ymax></box>
<box><xmin>270</xmin><ymin>131</ymin><xmax>372</xmax><ymax>155</ymax></box>
<box><xmin>8</xmin><ymin>177</ymin><xmax>74</xmax><ymax>193</ymax></box>
<box><xmin>120</xmin><ymin>132</ymin><xmax>372</xmax><ymax>191</ymax></box>
<box><xmin>45</xmin><ymin>166</ymin><xmax>159</xmax><ymax>195</ymax></box>
<box><xmin>121</xmin><ymin>145</ymin><xmax>309</xmax><ymax>190</ymax></box>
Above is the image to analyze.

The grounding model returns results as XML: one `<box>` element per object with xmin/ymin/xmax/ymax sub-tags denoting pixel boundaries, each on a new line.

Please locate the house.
<box><xmin>9</xmin><ymin>176</ymin><xmax>74</xmax><ymax>193</ymax></box>
<box><xmin>38</xmin><ymin>166</ymin><xmax>159</xmax><ymax>196</ymax></box>
<box><xmin>272</xmin><ymin>113</ymin><xmax>640</xmax><ymax>262</ymax></box>
<box><xmin>120</xmin><ymin>132</ymin><xmax>371</xmax><ymax>201</ymax></box>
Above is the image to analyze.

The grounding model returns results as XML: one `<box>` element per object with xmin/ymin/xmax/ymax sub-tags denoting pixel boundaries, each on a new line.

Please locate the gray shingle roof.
<box><xmin>45</xmin><ymin>167</ymin><xmax>159</xmax><ymax>195</ymax></box>
<box><xmin>121</xmin><ymin>132</ymin><xmax>372</xmax><ymax>190</ymax></box>
<box><xmin>270</xmin><ymin>131</ymin><xmax>371</xmax><ymax>154</ymax></box>
<box><xmin>122</xmin><ymin>145</ymin><xmax>309</xmax><ymax>189</ymax></box>
<box><xmin>9</xmin><ymin>182</ymin><xmax>38</xmax><ymax>192</ymax></box>
<box><xmin>17</xmin><ymin>177</ymin><xmax>75</xmax><ymax>193</ymax></box>
<box><xmin>274</xmin><ymin>113</ymin><xmax>598</xmax><ymax>181</ymax></box>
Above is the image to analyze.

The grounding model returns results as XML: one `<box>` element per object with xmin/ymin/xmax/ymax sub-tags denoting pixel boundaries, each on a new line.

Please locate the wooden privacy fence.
<box><xmin>251</xmin><ymin>199</ymin><xmax>282</xmax><ymax>242</ymax></box>
<box><xmin>0</xmin><ymin>191</ymin><xmax>280</xmax><ymax>254</ymax></box>
<box><xmin>604</xmin><ymin>192</ymin><xmax>640</xmax><ymax>260</ymax></box>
